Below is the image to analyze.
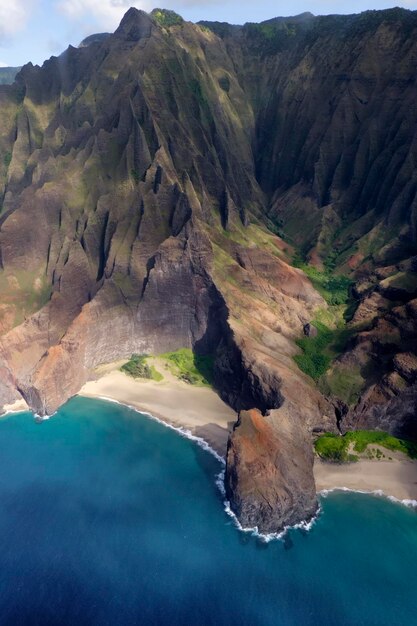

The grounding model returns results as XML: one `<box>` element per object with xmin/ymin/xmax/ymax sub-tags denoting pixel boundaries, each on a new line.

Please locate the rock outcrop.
<box><xmin>226</xmin><ymin>407</ymin><xmax>321</xmax><ymax>534</ymax></box>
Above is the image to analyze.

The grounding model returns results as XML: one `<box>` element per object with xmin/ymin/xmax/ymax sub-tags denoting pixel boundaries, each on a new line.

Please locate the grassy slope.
<box><xmin>160</xmin><ymin>348</ymin><xmax>214</xmax><ymax>386</ymax></box>
<box><xmin>120</xmin><ymin>349</ymin><xmax>214</xmax><ymax>387</ymax></box>
<box><xmin>292</xmin><ymin>259</ymin><xmax>365</xmax><ymax>405</ymax></box>
<box><xmin>121</xmin><ymin>354</ymin><xmax>163</xmax><ymax>382</ymax></box>
<box><xmin>315</xmin><ymin>430</ymin><xmax>417</xmax><ymax>462</ymax></box>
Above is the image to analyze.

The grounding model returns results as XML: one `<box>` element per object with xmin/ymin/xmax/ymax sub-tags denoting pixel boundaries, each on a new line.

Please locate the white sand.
<box><xmin>5</xmin><ymin>357</ymin><xmax>413</xmax><ymax>503</ymax></box>
<box><xmin>79</xmin><ymin>366</ymin><xmax>237</xmax><ymax>457</ymax></box>
<box><xmin>1</xmin><ymin>398</ymin><xmax>29</xmax><ymax>414</ymax></box>
<box><xmin>314</xmin><ymin>454</ymin><xmax>417</xmax><ymax>502</ymax></box>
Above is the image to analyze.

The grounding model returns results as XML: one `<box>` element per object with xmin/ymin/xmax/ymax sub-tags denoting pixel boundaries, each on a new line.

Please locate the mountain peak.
<box><xmin>115</xmin><ymin>7</ymin><xmax>153</xmax><ymax>41</ymax></box>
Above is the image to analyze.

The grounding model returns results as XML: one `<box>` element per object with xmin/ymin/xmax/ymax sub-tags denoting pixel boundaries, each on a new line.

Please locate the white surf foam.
<box><xmin>34</xmin><ymin>414</ymin><xmax>51</xmax><ymax>421</ymax></box>
<box><xmin>319</xmin><ymin>486</ymin><xmax>417</xmax><ymax>509</ymax></box>
<box><xmin>81</xmin><ymin>396</ymin><xmax>417</xmax><ymax>542</ymax></box>
<box><xmin>2</xmin><ymin>409</ymin><xmax>26</xmax><ymax>417</ymax></box>
<box><xmin>221</xmin><ymin>491</ymin><xmax>321</xmax><ymax>543</ymax></box>
<box><xmin>1</xmin><ymin>406</ymin><xmax>52</xmax><ymax>420</ymax></box>
<box><xmin>93</xmin><ymin>395</ymin><xmax>321</xmax><ymax>542</ymax></box>
<box><xmin>94</xmin><ymin>395</ymin><xmax>226</xmax><ymax>465</ymax></box>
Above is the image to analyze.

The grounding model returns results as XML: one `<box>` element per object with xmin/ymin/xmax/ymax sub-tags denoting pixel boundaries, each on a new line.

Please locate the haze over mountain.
<box><xmin>0</xmin><ymin>67</ymin><xmax>21</xmax><ymax>85</ymax></box>
<box><xmin>0</xmin><ymin>6</ymin><xmax>416</xmax><ymax>532</ymax></box>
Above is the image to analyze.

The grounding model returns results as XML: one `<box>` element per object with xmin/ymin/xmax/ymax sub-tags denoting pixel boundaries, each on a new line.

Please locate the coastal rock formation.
<box><xmin>226</xmin><ymin>408</ymin><xmax>319</xmax><ymax>534</ymax></box>
<box><xmin>0</xmin><ymin>7</ymin><xmax>416</xmax><ymax>532</ymax></box>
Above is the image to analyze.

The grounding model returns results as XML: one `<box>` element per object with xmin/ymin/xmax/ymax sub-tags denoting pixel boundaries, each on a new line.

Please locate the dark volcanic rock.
<box><xmin>303</xmin><ymin>323</ymin><xmax>317</xmax><ymax>337</ymax></box>
<box><xmin>344</xmin><ymin>382</ymin><xmax>417</xmax><ymax>442</ymax></box>
<box><xmin>226</xmin><ymin>408</ymin><xmax>318</xmax><ymax>534</ymax></box>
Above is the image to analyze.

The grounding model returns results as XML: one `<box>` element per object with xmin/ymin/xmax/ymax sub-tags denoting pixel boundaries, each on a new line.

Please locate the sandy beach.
<box><xmin>2</xmin><ymin>359</ymin><xmax>415</xmax><ymax>504</ymax></box>
<box><xmin>80</xmin><ymin>362</ymin><xmax>417</xmax><ymax>504</ymax></box>
<box><xmin>79</xmin><ymin>361</ymin><xmax>237</xmax><ymax>457</ymax></box>
<box><xmin>1</xmin><ymin>399</ymin><xmax>29</xmax><ymax>414</ymax></box>
<box><xmin>314</xmin><ymin>454</ymin><xmax>417</xmax><ymax>502</ymax></box>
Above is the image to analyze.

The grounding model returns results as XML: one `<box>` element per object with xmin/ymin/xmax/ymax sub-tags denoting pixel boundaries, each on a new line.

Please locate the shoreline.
<box><xmin>314</xmin><ymin>456</ymin><xmax>417</xmax><ymax>504</ymax></box>
<box><xmin>2</xmin><ymin>364</ymin><xmax>417</xmax><ymax>510</ymax></box>
<box><xmin>1</xmin><ymin>399</ymin><xmax>29</xmax><ymax>415</ymax></box>
<box><xmin>80</xmin><ymin>385</ymin><xmax>417</xmax><ymax>542</ymax></box>
<box><xmin>79</xmin><ymin>367</ymin><xmax>237</xmax><ymax>458</ymax></box>
<box><xmin>79</xmin><ymin>364</ymin><xmax>417</xmax><ymax>507</ymax></box>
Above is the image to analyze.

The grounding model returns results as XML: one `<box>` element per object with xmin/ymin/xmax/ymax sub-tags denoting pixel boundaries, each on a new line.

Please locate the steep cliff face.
<box><xmin>226</xmin><ymin>408</ymin><xmax>318</xmax><ymax>534</ymax></box>
<box><xmin>0</xmin><ymin>7</ymin><xmax>416</xmax><ymax>533</ymax></box>
<box><xmin>0</xmin><ymin>9</ymin><xmax>259</xmax><ymax>411</ymax></box>
<box><xmin>209</xmin><ymin>10</ymin><xmax>417</xmax><ymax>270</ymax></box>
<box><xmin>206</xmin><ymin>9</ymin><xmax>417</xmax><ymax>439</ymax></box>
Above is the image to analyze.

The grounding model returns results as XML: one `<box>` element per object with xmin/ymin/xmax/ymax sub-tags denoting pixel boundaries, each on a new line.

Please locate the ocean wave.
<box><xmin>93</xmin><ymin>395</ymin><xmax>226</xmax><ymax>465</ymax></box>
<box><xmin>34</xmin><ymin>414</ymin><xmax>52</xmax><ymax>422</ymax></box>
<box><xmin>1</xmin><ymin>405</ymin><xmax>29</xmax><ymax>417</ymax></box>
<box><xmin>221</xmin><ymin>493</ymin><xmax>321</xmax><ymax>543</ymax></box>
<box><xmin>93</xmin><ymin>395</ymin><xmax>320</xmax><ymax>543</ymax></box>
<box><xmin>319</xmin><ymin>486</ymin><xmax>417</xmax><ymax>509</ymax></box>
<box><xmin>2</xmin><ymin>407</ymin><xmax>51</xmax><ymax>420</ymax></box>
<box><xmin>83</xmin><ymin>396</ymin><xmax>417</xmax><ymax>543</ymax></box>
<box><xmin>2</xmin><ymin>409</ymin><xmax>25</xmax><ymax>417</ymax></box>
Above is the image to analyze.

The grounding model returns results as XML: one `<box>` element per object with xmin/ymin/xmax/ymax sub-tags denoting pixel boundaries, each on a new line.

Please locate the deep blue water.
<box><xmin>0</xmin><ymin>397</ymin><xmax>415</xmax><ymax>625</ymax></box>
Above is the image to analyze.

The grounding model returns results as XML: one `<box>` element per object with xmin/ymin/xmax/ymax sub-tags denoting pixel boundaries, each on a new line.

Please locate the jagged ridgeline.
<box><xmin>0</xmin><ymin>7</ymin><xmax>416</xmax><ymax>533</ymax></box>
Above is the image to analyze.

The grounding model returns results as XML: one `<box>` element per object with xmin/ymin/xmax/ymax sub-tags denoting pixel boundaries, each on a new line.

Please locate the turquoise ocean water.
<box><xmin>0</xmin><ymin>396</ymin><xmax>416</xmax><ymax>625</ymax></box>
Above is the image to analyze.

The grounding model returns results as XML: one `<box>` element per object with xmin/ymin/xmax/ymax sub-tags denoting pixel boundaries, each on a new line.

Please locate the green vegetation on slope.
<box><xmin>130</xmin><ymin>168</ymin><xmax>140</xmax><ymax>184</ymax></box>
<box><xmin>151</xmin><ymin>9</ymin><xmax>184</xmax><ymax>27</ymax></box>
<box><xmin>294</xmin><ymin>311</ymin><xmax>356</xmax><ymax>381</ymax></box>
<box><xmin>293</xmin><ymin>258</ymin><xmax>352</xmax><ymax>306</ymax></box>
<box><xmin>243</xmin><ymin>20</ymin><xmax>302</xmax><ymax>55</ymax></box>
<box><xmin>314</xmin><ymin>433</ymin><xmax>358</xmax><ymax>463</ymax></box>
<box><xmin>121</xmin><ymin>354</ymin><xmax>163</xmax><ymax>381</ymax></box>
<box><xmin>315</xmin><ymin>431</ymin><xmax>417</xmax><ymax>462</ymax></box>
<box><xmin>294</xmin><ymin>322</ymin><xmax>332</xmax><ymax>380</ymax></box>
<box><xmin>161</xmin><ymin>348</ymin><xmax>214</xmax><ymax>386</ymax></box>
<box><xmin>319</xmin><ymin>366</ymin><xmax>364</xmax><ymax>407</ymax></box>
<box><xmin>380</xmin><ymin>271</ymin><xmax>417</xmax><ymax>294</ymax></box>
<box><xmin>292</xmin><ymin>257</ymin><xmax>365</xmax><ymax>404</ymax></box>
<box><xmin>0</xmin><ymin>270</ymin><xmax>53</xmax><ymax>330</ymax></box>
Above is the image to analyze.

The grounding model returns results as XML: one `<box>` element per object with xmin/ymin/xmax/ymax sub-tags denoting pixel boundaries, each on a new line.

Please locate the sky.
<box><xmin>0</xmin><ymin>0</ymin><xmax>415</xmax><ymax>68</ymax></box>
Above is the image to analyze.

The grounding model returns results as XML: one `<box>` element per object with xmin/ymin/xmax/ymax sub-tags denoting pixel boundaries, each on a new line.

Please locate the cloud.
<box><xmin>56</xmin><ymin>0</ymin><xmax>239</xmax><ymax>32</ymax></box>
<box><xmin>48</xmin><ymin>37</ymin><xmax>64</xmax><ymax>53</ymax></box>
<box><xmin>57</xmin><ymin>0</ymin><xmax>153</xmax><ymax>31</ymax></box>
<box><xmin>0</xmin><ymin>0</ymin><xmax>35</xmax><ymax>42</ymax></box>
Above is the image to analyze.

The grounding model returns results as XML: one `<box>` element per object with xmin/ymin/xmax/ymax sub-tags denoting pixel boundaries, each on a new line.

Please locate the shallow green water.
<box><xmin>0</xmin><ymin>396</ymin><xmax>415</xmax><ymax>625</ymax></box>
